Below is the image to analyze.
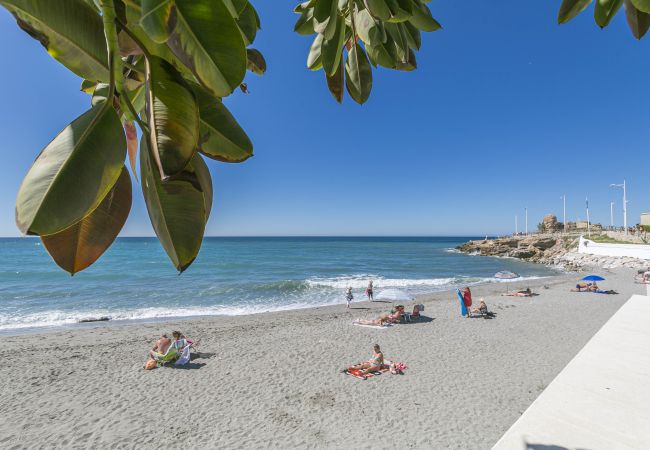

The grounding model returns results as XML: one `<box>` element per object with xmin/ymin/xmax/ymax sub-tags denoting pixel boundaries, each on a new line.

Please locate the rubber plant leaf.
<box><xmin>321</xmin><ymin>15</ymin><xmax>346</xmax><ymax>76</ymax></box>
<box><xmin>246</xmin><ymin>48</ymin><xmax>266</xmax><ymax>75</ymax></box>
<box><xmin>16</xmin><ymin>103</ymin><xmax>126</xmax><ymax>235</ymax></box>
<box><xmin>0</xmin><ymin>0</ymin><xmax>109</xmax><ymax>82</ymax></box>
<box><xmin>631</xmin><ymin>0</ymin><xmax>650</xmax><ymax>13</ymax></box>
<box><xmin>407</xmin><ymin>0</ymin><xmax>441</xmax><ymax>31</ymax></box>
<box><xmin>236</xmin><ymin>2</ymin><xmax>259</xmax><ymax>45</ymax></box>
<box><xmin>190</xmin><ymin>83</ymin><xmax>253</xmax><ymax>163</ymax></box>
<box><xmin>140</xmin><ymin>0</ymin><xmax>174</xmax><ymax>43</ymax></box>
<box><xmin>145</xmin><ymin>55</ymin><xmax>199</xmax><ymax>179</ymax></box>
<box><xmin>41</xmin><ymin>167</ymin><xmax>132</xmax><ymax>275</ymax></box>
<box><xmin>141</xmin><ymin>138</ymin><xmax>212</xmax><ymax>272</ymax></box>
<box><xmin>345</xmin><ymin>43</ymin><xmax>373</xmax><ymax>104</ymax></box>
<box><xmin>364</xmin><ymin>0</ymin><xmax>391</xmax><ymax>20</ymax></box>
<box><xmin>558</xmin><ymin>0</ymin><xmax>593</xmax><ymax>23</ymax></box>
<box><xmin>326</xmin><ymin>57</ymin><xmax>344</xmax><ymax>103</ymax></box>
<box><xmin>166</xmin><ymin>0</ymin><xmax>247</xmax><ymax>97</ymax></box>
<box><xmin>625</xmin><ymin>0</ymin><xmax>650</xmax><ymax>38</ymax></box>
<box><xmin>594</xmin><ymin>0</ymin><xmax>624</xmax><ymax>26</ymax></box>
<box><xmin>307</xmin><ymin>33</ymin><xmax>324</xmax><ymax>70</ymax></box>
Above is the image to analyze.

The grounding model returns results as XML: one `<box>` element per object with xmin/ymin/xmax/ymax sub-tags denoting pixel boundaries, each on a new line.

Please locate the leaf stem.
<box><xmin>101</xmin><ymin>0</ymin><xmax>123</xmax><ymax>101</ymax></box>
<box><xmin>348</xmin><ymin>0</ymin><xmax>357</xmax><ymax>46</ymax></box>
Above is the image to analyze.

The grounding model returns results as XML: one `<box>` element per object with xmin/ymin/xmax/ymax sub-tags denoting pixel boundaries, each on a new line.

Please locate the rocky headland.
<box><xmin>457</xmin><ymin>216</ymin><xmax>649</xmax><ymax>271</ymax></box>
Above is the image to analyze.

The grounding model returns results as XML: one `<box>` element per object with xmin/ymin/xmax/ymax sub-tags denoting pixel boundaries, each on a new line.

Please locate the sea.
<box><xmin>0</xmin><ymin>237</ymin><xmax>560</xmax><ymax>334</ymax></box>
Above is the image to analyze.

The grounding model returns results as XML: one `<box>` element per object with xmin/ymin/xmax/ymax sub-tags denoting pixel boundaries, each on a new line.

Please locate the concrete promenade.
<box><xmin>493</xmin><ymin>294</ymin><xmax>650</xmax><ymax>450</ymax></box>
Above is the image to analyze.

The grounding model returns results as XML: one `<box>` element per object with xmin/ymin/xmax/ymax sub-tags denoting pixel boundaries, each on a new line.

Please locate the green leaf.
<box><xmin>321</xmin><ymin>16</ymin><xmax>346</xmax><ymax>76</ymax></box>
<box><xmin>307</xmin><ymin>33</ymin><xmax>324</xmax><ymax>70</ymax></box>
<box><xmin>364</xmin><ymin>0</ymin><xmax>391</xmax><ymax>20</ymax></box>
<box><xmin>625</xmin><ymin>0</ymin><xmax>650</xmax><ymax>38</ymax></box>
<box><xmin>140</xmin><ymin>0</ymin><xmax>174</xmax><ymax>43</ymax></box>
<box><xmin>246</xmin><ymin>48</ymin><xmax>266</xmax><ymax>75</ymax></box>
<box><xmin>191</xmin><ymin>83</ymin><xmax>253</xmax><ymax>163</ymax></box>
<box><xmin>355</xmin><ymin>9</ymin><xmax>386</xmax><ymax>47</ymax></box>
<box><xmin>326</xmin><ymin>57</ymin><xmax>344</xmax><ymax>103</ymax></box>
<box><xmin>16</xmin><ymin>103</ymin><xmax>126</xmax><ymax>236</ymax></box>
<box><xmin>124</xmin><ymin>3</ymin><xmax>197</xmax><ymax>81</ymax></box>
<box><xmin>41</xmin><ymin>166</ymin><xmax>132</xmax><ymax>275</ymax></box>
<box><xmin>386</xmin><ymin>0</ymin><xmax>412</xmax><ymax>23</ymax></box>
<box><xmin>558</xmin><ymin>0</ymin><xmax>593</xmax><ymax>23</ymax></box>
<box><xmin>314</xmin><ymin>0</ymin><xmax>338</xmax><ymax>40</ymax></box>
<box><xmin>403</xmin><ymin>22</ymin><xmax>421</xmax><ymax>50</ymax></box>
<box><xmin>408</xmin><ymin>0</ymin><xmax>441</xmax><ymax>31</ymax></box>
<box><xmin>0</xmin><ymin>0</ymin><xmax>109</xmax><ymax>82</ymax></box>
<box><xmin>385</xmin><ymin>22</ymin><xmax>407</xmax><ymax>60</ymax></box>
<box><xmin>236</xmin><ymin>2</ymin><xmax>259</xmax><ymax>45</ymax></box>
<box><xmin>294</xmin><ymin>9</ymin><xmax>315</xmax><ymax>35</ymax></box>
<box><xmin>166</xmin><ymin>0</ymin><xmax>247</xmax><ymax>97</ymax></box>
<box><xmin>141</xmin><ymin>138</ymin><xmax>212</xmax><ymax>272</ymax></box>
<box><xmin>631</xmin><ymin>0</ymin><xmax>650</xmax><ymax>12</ymax></box>
<box><xmin>595</xmin><ymin>0</ymin><xmax>624</xmax><ymax>26</ymax></box>
<box><xmin>345</xmin><ymin>43</ymin><xmax>372</xmax><ymax>104</ymax></box>
<box><xmin>145</xmin><ymin>55</ymin><xmax>199</xmax><ymax>179</ymax></box>
<box><xmin>395</xmin><ymin>48</ymin><xmax>417</xmax><ymax>71</ymax></box>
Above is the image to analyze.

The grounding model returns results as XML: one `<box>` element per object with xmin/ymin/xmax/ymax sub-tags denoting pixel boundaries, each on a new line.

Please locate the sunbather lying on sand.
<box><xmin>349</xmin><ymin>344</ymin><xmax>384</xmax><ymax>375</ymax></box>
<box><xmin>354</xmin><ymin>315</ymin><xmax>391</xmax><ymax>326</ymax></box>
<box><xmin>502</xmin><ymin>287</ymin><xmax>534</xmax><ymax>297</ymax></box>
<box><xmin>571</xmin><ymin>282</ymin><xmax>593</xmax><ymax>292</ymax></box>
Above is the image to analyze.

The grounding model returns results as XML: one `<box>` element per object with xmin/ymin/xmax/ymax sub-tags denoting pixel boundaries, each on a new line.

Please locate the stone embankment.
<box><xmin>456</xmin><ymin>234</ymin><xmax>648</xmax><ymax>271</ymax></box>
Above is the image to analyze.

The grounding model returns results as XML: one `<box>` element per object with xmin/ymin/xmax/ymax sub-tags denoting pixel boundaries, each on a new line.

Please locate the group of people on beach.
<box><xmin>144</xmin><ymin>330</ymin><xmax>196</xmax><ymax>369</ymax></box>
<box><xmin>345</xmin><ymin>280</ymin><xmax>374</xmax><ymax>308</ymax></box>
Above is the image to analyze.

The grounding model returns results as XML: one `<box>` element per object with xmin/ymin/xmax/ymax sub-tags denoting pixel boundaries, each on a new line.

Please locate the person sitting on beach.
<box><xmin>502</xmin><ymin>287</ymin><xmax>533</xmax><ymax>297</ymax></box>
<box><xmin>471</xmin><ymin>298</ymin><xmax>488</xmax><ymax>315</ymax></box>
<box><xmin>350</xmin><ymin>344</ymin><xmax>384</xmax><ymax>375</ymax></box>
<box><xmin>149</xmin><ymin>334</ymin><xmax>172</xmax><ymax>359</ymax></box>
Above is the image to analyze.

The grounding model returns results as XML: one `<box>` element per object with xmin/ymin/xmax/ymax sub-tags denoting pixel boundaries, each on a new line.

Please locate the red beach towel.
<box><xmin>463</xmin><ymin>289</ymin><xmax>472</xmax><ymax>308</ymax></box>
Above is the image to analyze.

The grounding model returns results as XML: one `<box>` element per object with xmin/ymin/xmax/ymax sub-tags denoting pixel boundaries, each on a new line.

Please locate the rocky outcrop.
<box><xmin>456</xmin><ymin>234</ymin><xmax>572</xmax><ymax>265</ymax></box>
<box><xmin>457</xmin><ymin>233</ymin><xmax>648</xmax><ymax>271</ymax></box>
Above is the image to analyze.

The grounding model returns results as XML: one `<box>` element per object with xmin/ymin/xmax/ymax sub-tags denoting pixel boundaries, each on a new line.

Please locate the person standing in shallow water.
<box><xmin>366</xmin><ymin>280</ymin><xmax>374</xmax><ymax>301</ymax></box>
<box><xmin>346</xmin><ymin>287</ymin><xmax>353</xmax><ymax>308</ymax></box>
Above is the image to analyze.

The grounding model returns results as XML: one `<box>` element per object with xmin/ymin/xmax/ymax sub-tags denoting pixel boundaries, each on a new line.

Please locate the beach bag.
<box><xmin>175</xmin><ymin>345</ymin><xmax>191</xmax><ymax>366</ymax></box>
<box><xmin>145</xmin><ymin>359</ymin><xmax>157</xmax><ymax>370</ymax></box>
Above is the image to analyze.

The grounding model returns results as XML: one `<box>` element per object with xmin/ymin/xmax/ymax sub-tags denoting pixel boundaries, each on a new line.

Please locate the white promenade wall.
<box><xmin>578</xmin><ymin>236</ymin><xmax>650</xmax><ymax>260</ymax></box>
<box><xmin>492</xmin><ymin>295</ymin><xmax>650</xmax><ymax>450</ymax></box>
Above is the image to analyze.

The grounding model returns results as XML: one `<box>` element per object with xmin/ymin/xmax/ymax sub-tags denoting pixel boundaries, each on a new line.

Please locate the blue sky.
<box><xmin>0</xmin><ymin>1</ymin><xmax>648</xmax><ymax>237</ymax></box>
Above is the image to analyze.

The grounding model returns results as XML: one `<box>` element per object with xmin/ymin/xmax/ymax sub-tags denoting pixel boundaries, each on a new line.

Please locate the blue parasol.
<box><xmin>582</xmin><ymin>275</ymin><xmax>605</xmax><ymax>281</ymax></box>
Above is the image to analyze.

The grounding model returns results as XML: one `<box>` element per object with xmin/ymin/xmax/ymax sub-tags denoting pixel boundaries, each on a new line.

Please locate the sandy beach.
<box><xmin>0</xmin><ymin>267</ymin><xmax>643</xmax><ymax>449</ymax></box>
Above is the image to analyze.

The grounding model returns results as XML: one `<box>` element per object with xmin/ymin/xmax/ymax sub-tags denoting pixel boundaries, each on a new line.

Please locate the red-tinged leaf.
<box><xmin>124</xmin><ymin>121</ymin><xmax>139</xmax><ymax>181</ymax></box>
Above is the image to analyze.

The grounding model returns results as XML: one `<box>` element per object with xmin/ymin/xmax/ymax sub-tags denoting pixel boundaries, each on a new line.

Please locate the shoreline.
<box><xmin>0</xmin><ymin>271</ymin><xmax>563</xmax><ymax>337</ymax></box>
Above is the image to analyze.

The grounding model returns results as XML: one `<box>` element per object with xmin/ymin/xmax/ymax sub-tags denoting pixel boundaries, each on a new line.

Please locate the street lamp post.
<box><xmin>562</xmin><ymin>195</ymin><xmax>566</xmax><ymax>233</ymax></box>
<box><xmin>525</xmin><ymin>208</ymin><xmax>528</xmax><ymax>236</ymax></box>
<box><xmin>515</xmin><ymin>215</ymin><xmax>518</xmax><ymax>235</ymax></box>
<box><xmin>610</xmin><ymin>201</ymin><xmax>615</xmax><ymax>230</ymax></box>
<box><xmin>586</xmin><ymin>197</ymin><xmax>591</xmax><ymax>238</ymax></box>
<box><xmin>610</xmin><ymin>180</ymin><xmax>628</xmax><ymax>235</ymax></box>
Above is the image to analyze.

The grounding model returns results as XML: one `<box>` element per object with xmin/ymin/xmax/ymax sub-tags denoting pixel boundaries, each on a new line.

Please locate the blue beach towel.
<box><xmin>456</xmin><ymin>289</ymin><xmax>468</xmax><ymax>317</ymax></box>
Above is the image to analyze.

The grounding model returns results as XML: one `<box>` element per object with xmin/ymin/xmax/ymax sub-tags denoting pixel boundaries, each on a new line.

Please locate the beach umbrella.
<box><xmin>375</xmin><ymin>289</ymin><xmax>415</xmax><ymax>302</ymax></box>
<box><xmin>582</xmin><ymin>275</ymin><xmax>605</xmax><ymax>281</ymax></box>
